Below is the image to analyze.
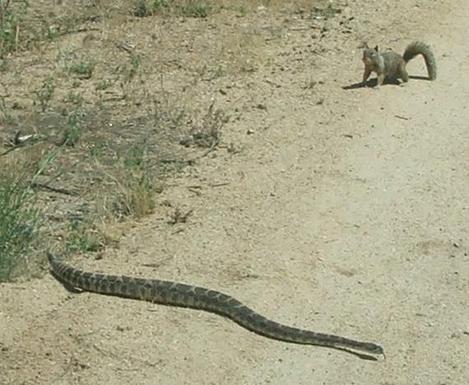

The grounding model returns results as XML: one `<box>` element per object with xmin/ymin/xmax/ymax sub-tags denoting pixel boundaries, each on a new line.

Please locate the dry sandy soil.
<box><xmin>1</xmin><ymin>0</ymin><xmax>468</xmax><ymax>384</ymax></box>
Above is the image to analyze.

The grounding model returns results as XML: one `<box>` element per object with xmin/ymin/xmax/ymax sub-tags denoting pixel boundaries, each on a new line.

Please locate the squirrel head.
<box><xmin>362</xmin><ymin>45</ymin><xmax>380</xmax><ymax>64</ymax></box>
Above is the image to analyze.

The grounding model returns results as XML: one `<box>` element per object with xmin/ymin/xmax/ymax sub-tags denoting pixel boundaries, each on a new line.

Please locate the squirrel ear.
<box><xmin>374</xmin><ymin>45</ymin><xmax>379</xmax><ymax>51</ymax></box>
<box><xmin>364</xmin><ymin>42</ymin><xmax>369</xmax><ymax>48</ymax></box>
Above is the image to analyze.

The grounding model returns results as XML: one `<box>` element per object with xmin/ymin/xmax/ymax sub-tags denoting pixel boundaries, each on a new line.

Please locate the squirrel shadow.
<box><xmin>342</xmin><ymin>75</ymin><xmax>430</xmax><ymax>90</ymax></box>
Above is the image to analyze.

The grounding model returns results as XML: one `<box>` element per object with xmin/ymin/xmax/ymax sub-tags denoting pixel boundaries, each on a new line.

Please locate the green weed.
<box><xmin>62</xmin><ymin>110</ymin><xmax>84</xmax><ymax>146</ymax></box>
<box><xmin>180</xmin><ymin>2</ymin><xmax>211</xmax><ymax>18</ymax></box>
<box><xmin>66</xmin><ymin>219</ymin><xmax>103</xmax><ymax>253</ymax></box>
<box><xmin>133</xmin><ymin>0</ymin><xmax>170</xmax><ymax>17</ymax></box>
<box><xmin>34</xmin><ymin>76</ymin><xmax>55</xmax><ymax>112</ymax></box>
<box><xmin>69</xmin><ymin>61</ymin><xmax>95</xmax><ymax>79</ymax></box>
<box><xmin>0</xmin><ymin>175</ymin><xmax>41</xmax><ymax>281</ymax></box>
<box><xmin>0</xmin><ymin>0</ymin><xmax>29</xmax><ymax>57</ymax></box>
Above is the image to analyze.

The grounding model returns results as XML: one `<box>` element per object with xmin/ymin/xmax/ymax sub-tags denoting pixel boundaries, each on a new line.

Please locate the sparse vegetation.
<box><xmin>133</xmin><ymin>0</ymin><xmax>168</xmax><ymax>17</ymax></box>
<box><xmin>68</xmin><ymin>61</ymin><xmax>95</xmax><ymax>79</ymax></box>
<box><xmin>179</xmin><ymin>2</ymin><xmax>211</xmax><ymax>18</ymax></box>
<box><xmin>168</xmin><ymin>206</ymin><xmax>193</xmax><ymax>225</ymax></box>
<box><xmin>66</xmin><ymin>219</ymin><xmax>103</xmax><ymax>253</ymax></box>
<box><xmin>0</xmin><ymin>95</ymin><xmax>14</xmax><ymax>124</ymax></box>
<box><xmin>0</xmin><ymin>0</ymin><xmax>29</xmax><ymax>57</ymax></box>
<box><xmin>34</xmin><ymin>76</ymin><xmax>55</xmax><ymax>112</ymax></box>
<box><xmin>108</xmin><ymin>141</ymin><xmax>156</xmax><ymax>219</ymax></box>
<box><xmin>2</xmin><ymin>1</ymin><xmax>463</xmax><ymax>383</ymax></box>
<box><xmin>95</xmin><ymin>79</ymin><xmax>112</xmax><ymax>91</ymax></box>
<box><xmin>133</xmin><ymin>0</ymin><xmax>212</xmax><ymax>18</ymax></box>
<box><xmin>62</xmin><ymin>110</ymin><xmax>84</xmax><ymax>146</ymax></box>
<box><xmin>65</xmin><ymin>91</ymin><xmax>84</xmax><ymax>106</ymax></box>
<box><xmin>0</xmin><ymin>0</ymin><xmax>331</xmax><ymax>281</ymax></box>
<box><xmin>0</xmin><ymin>173</ymin><xmax>41</xmax><ymax>281</ymax></box>
<box><xmin>190</xmin><ymin>102</ymin><xmax>226</xmax><ymax>148</ymax></box>
<box><xmin>126</xmin><ymin>53</ymin><xmax>141</xmax><ymax>81</ymax></box>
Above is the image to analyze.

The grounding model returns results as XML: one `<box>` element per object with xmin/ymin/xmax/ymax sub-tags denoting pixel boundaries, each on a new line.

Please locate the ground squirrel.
<box><xmin>362</xmin><ymin>41</ymin><xmax>437</xmax><ymax>87</ymax></box>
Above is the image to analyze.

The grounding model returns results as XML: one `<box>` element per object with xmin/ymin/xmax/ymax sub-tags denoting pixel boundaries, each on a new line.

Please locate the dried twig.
<box><xmin>30</xmin><ymin>181</ymin><xmax>77</xmax><ymax>196</ymax></box>
<box><xmin>167</xmin><ymin>208</ymin><xmax>193</xmax><ymax>225</ymax></box>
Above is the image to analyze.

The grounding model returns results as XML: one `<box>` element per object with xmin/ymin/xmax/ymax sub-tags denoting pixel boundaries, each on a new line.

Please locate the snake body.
<box><xmin>48</xmin><ymin>253</ymin><xmax>383</xmax><ymax>356</ymax></box>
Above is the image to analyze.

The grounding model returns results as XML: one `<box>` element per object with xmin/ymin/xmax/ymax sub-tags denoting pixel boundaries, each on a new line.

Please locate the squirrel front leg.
<box><xmin>362</xmin><ymin>66</ymin><xmax>372</xmax><ymax>85</ymax></box>
<box><xmin>376</xmin><ymin>73</ymin><xmax>385</xmax><ymax>88</ymax></box>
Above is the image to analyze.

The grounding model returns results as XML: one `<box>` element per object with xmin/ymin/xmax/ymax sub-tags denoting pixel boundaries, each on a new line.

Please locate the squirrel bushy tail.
<box><xmin>403</xmin><ymin>41</ymin><xmax>437</xmax><ymax>80</ymax></box>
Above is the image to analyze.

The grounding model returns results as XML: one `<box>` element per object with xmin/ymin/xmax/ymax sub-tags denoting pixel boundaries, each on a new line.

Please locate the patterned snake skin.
<box><xmin>48</xmin><ymin>253</ymin><xmax>384</xmax><ymax>356</ymax></box>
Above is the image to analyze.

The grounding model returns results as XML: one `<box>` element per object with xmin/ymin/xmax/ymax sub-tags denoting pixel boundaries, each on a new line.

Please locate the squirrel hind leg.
<box><xmin>376</xmin><ymin>73</ymin><xmax>386</xmax><ymax>87</ymax></box>
<box><xmin>399</xmin><ymin>63</ymin><xmax>409</xmax><ymax>82</ymax></box>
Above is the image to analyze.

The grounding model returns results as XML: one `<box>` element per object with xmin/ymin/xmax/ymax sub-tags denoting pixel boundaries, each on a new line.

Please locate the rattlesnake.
<box><xmin>48</xmin><ymin>253</ymin><xmax>384</xmax><ymax>357</ymax></box>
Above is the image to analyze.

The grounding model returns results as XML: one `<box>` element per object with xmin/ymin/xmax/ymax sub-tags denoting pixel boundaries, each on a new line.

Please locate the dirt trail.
<box><xmin>2</xmin><ymin>1</ymin><xmax>469</xmax><ymax>384</ymax></box>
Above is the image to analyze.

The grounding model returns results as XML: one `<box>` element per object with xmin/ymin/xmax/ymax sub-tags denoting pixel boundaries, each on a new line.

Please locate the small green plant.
<box><xmin>34</xmin><ymin>76</ymin><xmax>55</xmax><ymax>112</ymax></box>
<box><xmin>125</xmin><ymin>53</ymin><xmax>141</xmax><ymax>81</ymax></box>
<box><xmin>95</xmin><ymin>79</ymin><xmax>112</xmax><ymax>91</ymax></box>
<box><xmin>108</xmin><ymin>171</ymin><xmax>155</xmax><ymax>219</ymax></box>
<box><xmin>211</xmin><ymin>65</ymin><xmax>224</xmax><ymax>79</ymax></box>
<box><xmin>30</xmin><ymin>148</ymin><xmax>58</xmax><ymax>179</ymax></box>
<box><xmin>153</xmin><ymin>0</ymin><xmax>170</xmax><ymax>10</ymax></box>
<box><xmin>88</xmin><ymin>141</ymin><xmax>109</xmax><ymax>158</ymax></box>
<box><xmin>133</xmin><ymin>0</ymin><xmax>212</xmax><ymax>18</ymax></box>
<box><xmin>133</xmin><ymin>0</ymin><xmax>170</xmax><ymax>17</ymax></box>
<box><xmin>0</xmin><ymin>95</ymin><xmax>14</xmax><ymax>124</ymax></box>
<box><xmin>62</xmin><ymin>110</ymin><xmax>83</xmax><ymax>146</ymax></box>
<box><xmin>66</xmin><ymin>219</ymin><xmax>103</xmax><ymax>253</ymax></box>
<box><xmin>124</xmin><ymin>143</ymin><xmax>146</xmax><ymax>169</ymax></box>
<box><xmin>102</xmin><ymin>141</ymin><xmax>155</xmax><ymax>219</ymax></box>
<box><xmin>69</xmin><ymin>61</ymin><xmax>94</xmax><ymax>79</ymax></box>
<box><xmin>133</xmin><ymin>0</ymin><xmax>150</xmax><ymax>17</ymax></box>
<box><xmin>56</xmin><ymin>48</ymin><xmax>76</xmax><ymax>69</ymax></box>
<box><xmin>127</xmin><ymin>172</ymin><xmax>154</xmax><ymax>218</ymax></box>
<box><xmin>0</xmin><ymin>57</ymin><xmax>7</xmax><ymax>71</ymax></box>
<box><xmin>179</xmin><ymin>2</ymin><xmax>211</xmax><ymax>18</ymax></box>
<box><xmin>0</xmin><ymin>175</ymin><xmax>40</xmax><ymax>281</ymax></box>
<box><xmin>46</xmin><ymin>24</ymin><xmax>59</xmax><ymax>41</ymax></box>
<box><xmin>123</xmin><ymin>142</ymin><xmax>154</xmax><ymax>217</ymax></box>
<box><xmin>0</xmin><ymin>0</ymin><xmax>29</xmax><ymax>57</ymax></box>
<box><xmin>65</xmin><ymin>91</ymin><xmax>84</xmax><ymax>106</ymax></box>
<box><xmin>312</xmin><ymin>4</ymin><xmax>341</xmax><ymax>19</ymax></box>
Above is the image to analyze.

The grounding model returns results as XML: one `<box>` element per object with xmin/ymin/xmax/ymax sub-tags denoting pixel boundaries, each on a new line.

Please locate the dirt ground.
<box><xmin>1</xmin><ymin>0</ymin><xmax>469</xmax><ymax>384</ymax></box>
